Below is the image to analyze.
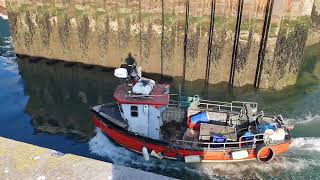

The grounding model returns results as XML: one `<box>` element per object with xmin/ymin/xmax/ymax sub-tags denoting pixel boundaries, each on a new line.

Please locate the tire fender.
<box><xmin>256</xmin><ymin>143</ymin><xmax>274</xmax><ymax>163</ymax></box>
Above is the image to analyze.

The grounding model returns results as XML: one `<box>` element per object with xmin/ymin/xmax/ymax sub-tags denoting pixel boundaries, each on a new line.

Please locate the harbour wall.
<box><xmin>307</xmin><ymin>0</ymin><xmax>320</xmax><ymax>46</ymax></box>
<box><xmin>0</xmin><ymin>0</ymin><xmax>6</xmax><ymax>15</ymax></box>
<box><xmin>0</xmin><ymin>136</ymin><xmax>175</xmax><ymax>180</ymax></box>
<box><xmin>5</xmin><ymin>0</ymin><xmax>320</xmax><ymax>89</ymax></box>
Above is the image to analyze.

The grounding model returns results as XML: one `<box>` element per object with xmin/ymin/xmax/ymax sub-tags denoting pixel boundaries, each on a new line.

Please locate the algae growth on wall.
<box><xmin>259</xmin><ymin>0</ymin><xmax>315</xmax><ymax>89</ymax></box>
<box><xmin>307</xmin><ymin>0</ymin><xmax>320</xmax><ymax>46</ymax></box>
<box><xmin>5</xmin><ymin>0</ymin><xmax>318</xmax><ymax>90</ymax></box>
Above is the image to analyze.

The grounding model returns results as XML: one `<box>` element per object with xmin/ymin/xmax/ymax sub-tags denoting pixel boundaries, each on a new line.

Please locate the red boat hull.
<box><xmin>92</xmin><ymin>115</ymin><xmax>291</xmax><ymax>162</ymax></box>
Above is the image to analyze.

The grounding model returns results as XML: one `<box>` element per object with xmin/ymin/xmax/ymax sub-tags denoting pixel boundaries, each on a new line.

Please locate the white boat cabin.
<box><xmin>113</xmin><ymin>81</ymin><xmax>170</xmax><ymax>140</ymax></box>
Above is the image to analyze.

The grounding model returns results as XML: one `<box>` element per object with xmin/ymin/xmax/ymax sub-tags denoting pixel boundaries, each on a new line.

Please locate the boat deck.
<box><xmin>92</xmin><ymin>104</ymin><xmax>128</xmax><ymax>129</ymax></box>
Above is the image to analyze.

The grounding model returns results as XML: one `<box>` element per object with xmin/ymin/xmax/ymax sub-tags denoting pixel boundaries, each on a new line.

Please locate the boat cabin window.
<box><xmin>131</xmin><ymin>106</ymin><xmax>138</xmax><ymax>117</ymax></box>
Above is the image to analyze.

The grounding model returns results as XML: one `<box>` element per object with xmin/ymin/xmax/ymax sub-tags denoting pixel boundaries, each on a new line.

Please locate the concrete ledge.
<box><xmin>0</xmin><ymin>0</ymin><xmax>6</xmax><ymax>16</ymax></box>
<box><xmin>0</xmin><ymin>137</ymin><xmax>175</xmax><ymax>180</ymax></box>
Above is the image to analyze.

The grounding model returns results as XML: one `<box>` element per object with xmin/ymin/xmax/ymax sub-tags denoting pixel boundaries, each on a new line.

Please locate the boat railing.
<box><xmin>197</xmin><ymin>99</ymin><xmax>258</xmax><ymax>113</ymax></box>
<box><xmin>125</xmin><ymin>94</ymin><xmax>170</xmax><ymax>99</ymax></box>
<box><xmin>168</xmin><ymin>94</ymin><xmax>258</xmax><ymax>115</ymax></box>
<box><xmin>171</xmin><ymin>133</ymin><xmax>265</xmax><ymax>150</ymax></box>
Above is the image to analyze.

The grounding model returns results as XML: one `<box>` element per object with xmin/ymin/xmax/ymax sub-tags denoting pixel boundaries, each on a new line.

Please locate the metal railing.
<box><xmin>167</xmin><ymin>93</ymin><xmax>258</xmax><ymax>111</ymax></box>
<box><xmin>171</xmin><ymin>133</ymin><xmax>265</xmax><ymax>150</ymax></box>
<box><xmin>126</xmin><ymin>92</ymin><xmax>258</xmax><ymax>114</ymax></box>
<box><xmin>197</xmin><ymin>99</ymin><xmax>258</xmax><ymax>113</ymax></box>
<box><xmin>125</xmin><ymin>94</ymin><xmax>168</xmax><ymax>99</ymax></box>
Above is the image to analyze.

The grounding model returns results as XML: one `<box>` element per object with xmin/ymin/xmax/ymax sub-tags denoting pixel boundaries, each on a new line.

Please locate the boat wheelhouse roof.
<box><xmin>114</xmin><ymin>83</ymin><xmax>170</xmax><ymax>106</ymax></box>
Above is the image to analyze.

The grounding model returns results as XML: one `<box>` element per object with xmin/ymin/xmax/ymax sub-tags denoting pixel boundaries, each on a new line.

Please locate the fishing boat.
<box><xmin>90</xmin><ymin>62</ymin><xmax>293</xmax><ymax>163</ymax></box>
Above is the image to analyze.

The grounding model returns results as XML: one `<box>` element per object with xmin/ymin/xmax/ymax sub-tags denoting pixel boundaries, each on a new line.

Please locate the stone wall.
<box><xmin>0</xmin><ymin>0</ymin><xmax>5</xmax><ymax>7</ymax></box>
<box><xmin>307</xmin><ymin>0</ymin><xmax>320</xmax><ymax>46</ymax></box>
<box><xmin>6</xmin><ymin>0</ymin><xmax>317</xmax><ymax>89</ymax></box>
<box><xmin>259</xmin><ymin>0</ymin><xmax>315</xmax><ymax>89</ymax></box>
<box><xmin>0</xmin><ymin>0</ymin><xmax>6</xmax><ymax>15</ymax></box>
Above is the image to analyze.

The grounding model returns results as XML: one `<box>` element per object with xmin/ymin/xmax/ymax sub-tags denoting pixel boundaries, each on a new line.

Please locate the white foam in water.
<box><xmin>88</xmin><ymin>128</ymin><xmax>135</xmax><ymax>164</ymax></box>
<box><xmin>295</xmin><ymin>114</ymin><xmax>320</xmax><ymax>125</ymax></box>
<box><xmin>281</xmin><ymin>113</ymin><xmax>320</xmax><ymax>131</ymax></box>
<box><xmin>88</xmin><ymin>128</ymin><xmax>203</xmax><ymax>178</ymax></box>
<box><xmin>0</xmin><ymin>14</ymin><xmax>8</xmax><ymax>20</ymax></box>
<box><xmin>200</xmin><ymin>156</ymin><xmax>318</xmax><ymax>179</ymax></box>
<box><xmin>88</xmin><ymin>128</ymin><xmax>173</xmax><ymax>166</ymax></box>
<box><xmin>291</xmin><ymin>137</ymin><xmax>320</xmax><ymax>152</ymax></box>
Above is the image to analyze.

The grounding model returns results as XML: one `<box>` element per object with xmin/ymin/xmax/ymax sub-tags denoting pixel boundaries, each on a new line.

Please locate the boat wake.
<box><xmin>291</xmin><ymin>137</ymin><xmax>320</xmax><ymax>152</ymax></box>
<box><xmin>88</xmin><ymin>128</ymin><xmax>136</xmax><ymax>164</ymax></box>
<box><xmin>200</xmin><ymin>156</ymin><xmax>319</xmax><ymax>179</ymax></box>
<box><xmin>88</xmin><ymin>128</ymin><xmax>203</xmax><ymax>179</ymax></box>
<box><xmin>291</xmin><ymin>113</ymin><xmax>320</xmax><ymax>124</ymax></box>
<box><xmin>0</xmin><ymin>14</ymin><xmax>8</xmax><ymax>20</ymax></box>
<box><xmin>283</xmin><ymin>113</ymin><xmax>320</xmax><ymax>125</ymax></box>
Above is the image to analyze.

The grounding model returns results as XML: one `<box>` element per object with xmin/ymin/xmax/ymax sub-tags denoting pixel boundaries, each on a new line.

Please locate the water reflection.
<box><xmin>18</xmin><ymin>41</ymin><xmax>320</xmax><ymax>141</ymax></box>
<box><xmin>18</xmin><ymin>58</ymin><xmax>120</xmax><ymax>141</ymax></box>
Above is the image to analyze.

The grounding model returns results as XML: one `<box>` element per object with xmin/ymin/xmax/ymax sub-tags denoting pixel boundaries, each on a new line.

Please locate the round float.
<box><xmin>256</xmin><ymin>144</ymin><xmax>274</xmax><ymax>162</ymax></box>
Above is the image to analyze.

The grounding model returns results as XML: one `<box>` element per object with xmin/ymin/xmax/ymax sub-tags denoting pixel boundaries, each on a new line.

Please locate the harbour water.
<box><xmin>1</xmin><ymin>16</ymin><xmax>320</xmax><ymax>179</ymax></box>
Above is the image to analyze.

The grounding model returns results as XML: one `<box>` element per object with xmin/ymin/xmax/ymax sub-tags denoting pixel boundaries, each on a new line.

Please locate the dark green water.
<box><xmin>1</xmin><ymin>16</ymin><xmax>320</xmax><ymax>179</ymax></box>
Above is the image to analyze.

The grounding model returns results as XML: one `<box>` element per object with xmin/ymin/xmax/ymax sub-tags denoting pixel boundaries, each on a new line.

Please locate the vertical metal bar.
<box><xmin>229</xmin><ymin>0</ymin><xmax>244</xmax><ymax>87</ymax></box>
<box><xmin>182</xmin><ymin>0</ymin><xmax>190</xmax><ymax>91</ymax></box>
<box><xmin>160</xmin><ymin>0</ymin><xmax>164</xmax><ymax>80</ymax></box>
<box><xmin>205</xmin><ymin>0</ymin><xmax>216</xmax><ymax>85</ymax></box>
<box><xmin>254</xmin><ymin>0</ymin><xmax>274</xmax><ymax>88</ymax></box>
<box><xmin>139</xmin><ymin>0</ymin><xmax>142</xmax><ymax>59</ymax></box>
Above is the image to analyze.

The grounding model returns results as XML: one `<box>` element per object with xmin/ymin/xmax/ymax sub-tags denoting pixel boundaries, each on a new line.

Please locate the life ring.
<box><xmin>256</xmin><ymin>143</ymin><xmax>274</xmax><ymax>163</ymax></box>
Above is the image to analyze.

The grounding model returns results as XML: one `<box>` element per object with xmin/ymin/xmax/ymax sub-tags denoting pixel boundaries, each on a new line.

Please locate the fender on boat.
<box><xmin>184</xmin><ymin>155</ymin><xmax>201</xmax><ymax>163</ymax></box>
<box><xmin>231</xmin><ymin>150</ymin><xmax>249</xmax><ymax>160</ymax></box>
<box><xmin>142</xmin><ymin>146</ymin><xmax>150</xmax><ymax>161</ymax></box>
<box><xmin>150</xmin><ymin>150</ymin><xmax>163</xmax><ymax>159</ymax></box>
<box><xmin>256</xmin><ymin>143</ymin><xmax>274</xmax><ymax>163</ymax></box>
